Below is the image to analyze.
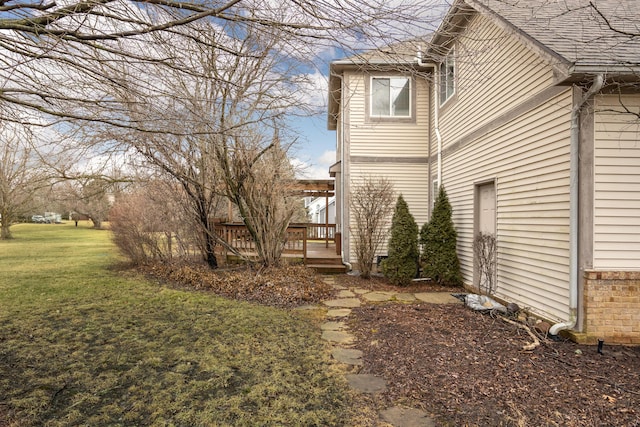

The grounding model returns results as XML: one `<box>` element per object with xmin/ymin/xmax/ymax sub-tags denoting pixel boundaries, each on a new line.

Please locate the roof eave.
<box><xmin>428</xmin><ymin>0</ymin><xmax>475</xmax><ymax>57</ymax></box>
<box><xmin>557</xmin><ymin>65</ymin><xmax>640</xmax><ymax>86</ymax></box>
<box><xmin>327</xmin><ymin>62</ymin><xmax>341</xmax><ymax>130</ymax></box>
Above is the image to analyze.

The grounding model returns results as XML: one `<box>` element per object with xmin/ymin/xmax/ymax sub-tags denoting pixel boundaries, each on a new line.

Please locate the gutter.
<box><xmin>549</xmin><ymin>74</ymin><xmax>604</xmax><ymax>336</ymax></box>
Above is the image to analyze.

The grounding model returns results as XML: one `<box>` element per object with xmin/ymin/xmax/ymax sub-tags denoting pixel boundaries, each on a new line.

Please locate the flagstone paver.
<box><xmin>380</xmin><ymin>406</ymin><xmax>435</xmax><ymax>427</ymax></box>
<box><xmin>337</xmin><ymin>289</ymin><xmax>356</xmax><ymax>298</ymax></box>
<box><xmin>414</xmin><ymin>292</ymin><xmax>459</xmax><ymax>304</ymax></box>
<box><xmin>331</xmin><ymin>347</ymin><xmax>363</xmax><ymax>366</ymax></box>
<box><xmin>320</xmin><ymin>321</ymin><xmax>346</xmax><ymax>331</ymax></box>
<box><xmin>361</xmin><ymin>291</ymin><xmax>395</xmax><ymax>302</ymax></box>
<box><xmin>326</xmin><ymin>308</ymin><xmax>352</xmax><ymax>318</ymax></box>
<box><xmin>345</xmin><ymin>374</ymin><xmax>387</xmax><ymax>393</ymax></box>
<box><xmin>323</xmin><ymin>298</ymin><xmax>361</xmax><ymax>308</ymax></box>
<box><xmin>321</xmin><ymin>330</ymin><xmax>354</xmax><ymax>344</ymax></box>
<box><xmin>395</xmin><ymin>293</ymin><xmax>417</xmax><ymax>302</ymax></box>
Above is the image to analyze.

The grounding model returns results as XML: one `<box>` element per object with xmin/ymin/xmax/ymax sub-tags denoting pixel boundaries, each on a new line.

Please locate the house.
<box><xmin>305</xmin><ymin>196</ymin><xmax>336</xmax><ymax>225</ymax></box>
<box><xmin>328</xmin><ymin>0</ymin><xmax>640</xmax><ymax>344</ymax></box>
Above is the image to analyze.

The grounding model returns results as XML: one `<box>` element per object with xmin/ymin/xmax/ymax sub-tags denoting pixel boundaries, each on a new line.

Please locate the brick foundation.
<box><xmin>582</xmin><ymin>271</ymin><xmax>640</xmax><ymax>345</ymax></box>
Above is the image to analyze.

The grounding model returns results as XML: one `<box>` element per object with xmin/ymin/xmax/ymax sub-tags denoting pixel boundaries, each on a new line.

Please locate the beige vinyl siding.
<box><xmin>348</xmin><ymin>162</ymin><xmax>429</xmax><ymax>262</ymax></box>
<box><xmin>344</xmin><ymin>72</ymin><xmax>430</xmax><ymax>158</ymax></box>
<box><xmin>593</xmin><ymin>94</ymin><xmax>640</xmax><ymax>270</ymax></box>
<box><xmin>341</xmin><ymin>70</ymin><xmax>431</xmax><ymax>265</ymax></box>
<box><xmin>343</xmin><ymin>71</ymin><xmax>366</xmax><ymax>126</ymax></box>
<box><xmin>442</xmin><ymin>90</ymin><xmax>573</xmax><ymax>322</ymax></box>
<box><xmin>439</xmin><ymin>12</ymin><xmax>556</xmax><ymax>146</ymax></box>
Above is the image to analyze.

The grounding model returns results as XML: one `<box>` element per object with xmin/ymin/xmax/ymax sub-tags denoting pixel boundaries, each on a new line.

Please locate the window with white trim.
<box><xmin>439</xmin><ymin>50</ymin><xmax>455</xmax><ymax>104</ymax></box>
<box><xmin>371</xmin><ymin>77</ymin><xmax>411</xmax><ymax>117</ymax></box>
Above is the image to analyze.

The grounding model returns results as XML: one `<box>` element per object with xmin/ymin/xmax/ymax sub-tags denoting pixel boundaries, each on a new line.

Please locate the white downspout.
<box><xmin>550</xmin><ymin>74</ymin><xmax>604</xmax><ymax>336</ymax></box>
<box><xmin>416</xmin><ymin>52</ymin><xmax>441</xmax><ymax>193</ymax></box>
<box><xmin>435</xmin><ymin>78</ymin><xmax>442</xmax><ymax>187</ymax></box>
<box><xmin>336</xmin><ymin>73</ymin><xmax>352</xmax><ymax>271</ymax></box>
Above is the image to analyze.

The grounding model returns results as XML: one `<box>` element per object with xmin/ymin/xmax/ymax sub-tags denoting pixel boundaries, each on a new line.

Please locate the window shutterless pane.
<box><xmin>372</xmin><ymin>78</ymin><xmax>390</xmax><ymax>116</ymax></box>
<box><xmin>391</xmin><ymin>78</ymin><xmax>410</xmax><ymax>116</ymax></box>
<box><xmin>439</xmin><ymin>51</ymin><xmax>455</xmax><ymax>104</ymax></box>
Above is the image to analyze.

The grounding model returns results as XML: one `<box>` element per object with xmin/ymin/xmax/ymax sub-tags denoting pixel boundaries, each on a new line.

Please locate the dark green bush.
<box><xmin>420</xmin><ymin>185</ymin><xmax>463</xmax><ymax>286</ymax></box>
<box><xmin>382</xmin><ymin>195</ymin><xmax>419</xmax><ymax>286</ymax></box>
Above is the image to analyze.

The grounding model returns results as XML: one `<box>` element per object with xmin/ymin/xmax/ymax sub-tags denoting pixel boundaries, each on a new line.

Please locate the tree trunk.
<box><xmin>197</xmin><ymin>203</ymin><xmax>218</xmax><ymax>269</ymax></box>
<box><xmin>1</xmin><ymin>223</ymin><xmax>12</xmax><ymax>240</ymax></box>
<box><xmin>203</xmin><ymin>230</ymin><xmax>218</xmax><ymax>269</ymax></box>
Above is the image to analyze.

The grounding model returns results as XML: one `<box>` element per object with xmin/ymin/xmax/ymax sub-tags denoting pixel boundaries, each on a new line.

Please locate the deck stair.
<box><xmin>306</xmin><ymin>253</ymin><xmax>346</xmax><ymax>274</ymax></box>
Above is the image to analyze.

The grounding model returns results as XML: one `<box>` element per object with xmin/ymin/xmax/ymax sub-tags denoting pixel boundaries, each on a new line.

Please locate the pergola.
<box><xmin>290</xmin><ymin>179</ymin><xmax>335</xmax><ymax>248</ymax></box>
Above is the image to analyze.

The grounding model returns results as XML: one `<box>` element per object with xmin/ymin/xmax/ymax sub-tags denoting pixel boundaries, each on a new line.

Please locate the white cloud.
<box><xmin>291</xmin><ymin>71</ymin><xmax>329</xmax><ymax>111</ymax></box>
<box><xmin>291</xmin><ymin>149</ymin><xmax>336</xmax><ymax>179</ymax></box>
<box><xmin>318</xmin><ymin>150</ymin><xmax>336</xmax><ymax>165</ymax></box>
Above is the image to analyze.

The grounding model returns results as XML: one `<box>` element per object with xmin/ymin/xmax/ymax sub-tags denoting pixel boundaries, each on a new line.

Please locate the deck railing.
<box><xmin>215</xmin><ymin>222</ymin><xmax>335</xmax><ymax>262</ymax></box>
<box><xmin>305</xmin><ymin>223</ymin><xmax>336</xmax><ymax>241</ymax></box>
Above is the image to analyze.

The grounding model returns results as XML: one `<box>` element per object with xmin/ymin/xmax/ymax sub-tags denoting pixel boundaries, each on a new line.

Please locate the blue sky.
<box><xmin>285</xmin><ymin>49</ymin><xmax>337</xmax><ymax>180</ymax></box>
<box><xmin>291</xmin><ymin>113</ymin><xmax>336</xmax><ymax>180</ymax></box>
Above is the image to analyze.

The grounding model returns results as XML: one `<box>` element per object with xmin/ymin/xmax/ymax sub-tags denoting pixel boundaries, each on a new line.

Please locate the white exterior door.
<box><xmin>478</xmin><ymin>183</ymin><xmax>496</xmax><ymax>234</ymax></box>
<box><xmin>475</xmin><ymin>182</ymin><xmax>496</xmax><ymax>293</ymax></box>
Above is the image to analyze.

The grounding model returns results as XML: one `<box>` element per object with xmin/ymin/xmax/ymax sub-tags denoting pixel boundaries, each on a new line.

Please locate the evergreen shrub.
<box><xmin>420</xmin><ymin>185</ymin><xmax>463</xmax><ymax>286</ymax></box>
<box><xmin>382</xmin><ymin>195</ymin><xmax>419</xmax><ymax>286</ymax></box>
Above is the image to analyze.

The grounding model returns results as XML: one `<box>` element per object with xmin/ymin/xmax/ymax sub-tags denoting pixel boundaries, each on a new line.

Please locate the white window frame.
<box><xmin>439</xmin><ymin>49</ymin><xmax>455</xmax><ymax>105</ymax></box>
<box><xmin>370</xmin><ymin>76</ymin><xmax>412</xmax><ymax>118</ymax></box>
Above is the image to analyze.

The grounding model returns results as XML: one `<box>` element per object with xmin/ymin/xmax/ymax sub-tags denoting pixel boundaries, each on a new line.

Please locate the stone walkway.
<box><xmin>318</xmin><ymin>276</ymin><xmax>461</xmax><ymax>427</ymax></box>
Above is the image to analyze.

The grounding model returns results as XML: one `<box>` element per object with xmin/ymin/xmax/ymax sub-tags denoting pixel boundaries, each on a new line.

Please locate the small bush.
<box><xmin>382</xmin><ymin>195</ymin><xmax>419</xmax><ymax>286</ymax></box>
<box><xmin>420</xmin><ymin>185</ymin><xmax>463</xmax><ymax>286</ymax></box>
<box><xmin>109</xmin><ymin>192</ymin><xmax>168</xmax><ymax>264</ymax></box>
<box><xmin>474</xmin><ymin>232</ymin><xmax>497</xmax><ymax>295</ymax></box>
<box><xmin>109</xmin><ymin>182</ymin><xmax>200</xmax><ymax>265</ymax></box>
<box><xmin>350</xmin><ymin>176</ymin><xmax>395</xmax><ymax>279</ymax></box>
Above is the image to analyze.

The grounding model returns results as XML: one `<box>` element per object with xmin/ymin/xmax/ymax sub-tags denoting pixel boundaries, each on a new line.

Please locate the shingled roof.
<box><xmin>447</xmin><ymin>0</ymin><xmax>640</xmax><ymax>75</ymax></box>
<box><xmin>330</xmin><ymin>37</ymin><xmax>432</xmax><ymax>67</ymax></box>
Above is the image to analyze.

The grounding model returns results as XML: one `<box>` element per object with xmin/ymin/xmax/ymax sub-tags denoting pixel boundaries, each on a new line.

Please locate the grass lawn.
<box><xmin>0</xmin><ymin>223</ymin><xmax>353</xmax><ymax>426</ymax></box>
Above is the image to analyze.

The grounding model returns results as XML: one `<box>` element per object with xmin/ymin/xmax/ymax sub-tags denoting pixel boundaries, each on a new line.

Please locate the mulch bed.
<box><xmin>338</xmin><ymin>275</ymin><xmax>640</xmax><ymax>427</ymax></box>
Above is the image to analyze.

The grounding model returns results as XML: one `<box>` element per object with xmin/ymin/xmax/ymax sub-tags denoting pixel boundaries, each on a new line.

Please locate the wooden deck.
<box><xmin>306</xmin><ymin>241</ymin><xmax>337</xmax><ymax>257</ymax></box>
<box><xmin>216</xmin><ymin>223</ymin><xmax>346</xmax><ymax>274</ymax></box>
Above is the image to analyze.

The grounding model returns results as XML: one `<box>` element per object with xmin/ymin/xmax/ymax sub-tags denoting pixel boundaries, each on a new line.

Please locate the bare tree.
<box><xmin>221</xmin><ymin>134</ymin><xmax>302</xmax><ymax>267</ymax></box>
<box><xmin>0</xmin><ymin>0</ymin><xmax>437</xmax><ymax>128</ymax></box>
<box><xmin>64</xmin><ymin>178</ymin><xmax>115</xmax><ymax>229</ymax></box>
<box><xmin>0</xmin><ymin>122</ymin><xmax>51</xmax><ymax>239</ymax></box>
<box><xmin>350</xmin><ymin>176</ymin><xmax>395</xmax><ymax>279</ymax></box>
<box><xmin>1</xmin><ymin>0</ymin><xmax>444</xmax><ymax>262</ymax></box>
<box><xmin>98</xmin><ymin>23</ymin><xmax>306</xmax><ymax>268</ymax></box>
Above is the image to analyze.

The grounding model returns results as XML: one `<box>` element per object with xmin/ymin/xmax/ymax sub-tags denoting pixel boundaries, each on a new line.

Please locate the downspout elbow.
<box><xmin>549</xmin><ymin>309</ymin><xmax>577</xmax><ymax>335</ymax></box>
